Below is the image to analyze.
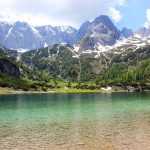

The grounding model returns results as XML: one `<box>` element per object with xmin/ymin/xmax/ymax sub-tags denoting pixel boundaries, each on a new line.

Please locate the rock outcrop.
<box><xmin>0</xmin><ymin>58</ymin><xmax>20</xmax><ymax>77</ymax></box>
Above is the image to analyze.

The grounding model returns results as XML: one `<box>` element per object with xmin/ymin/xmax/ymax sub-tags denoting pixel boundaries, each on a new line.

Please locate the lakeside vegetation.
<box><xmin>95</xmin><ymin>59</ymin><xmax>150</xmax><ymax>90</ymax></box>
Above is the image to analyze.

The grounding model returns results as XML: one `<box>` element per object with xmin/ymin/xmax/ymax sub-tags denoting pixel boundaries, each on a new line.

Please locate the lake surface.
<box><xmin>0</xmin><ymin>92</ymin><xmax>150</xmax><ymax>150</ymax></box>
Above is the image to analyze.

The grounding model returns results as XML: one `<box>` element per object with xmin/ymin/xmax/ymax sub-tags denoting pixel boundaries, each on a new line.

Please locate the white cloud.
<box><xmin>144</xmin><ymin>8</ymin><xmax>150</xmax><ymax>28</ymax></box>
<box><xmin>119</xmin><ymin>0</ymin><xmax>125</xmax><ymax>6</ymax></box>
<box><xmin>146</xmin><ymin>9</ymin><xmax>150</xmax><ymax>21</ymax></box>
<box><xmin>0</xmin><ymin>0</ymin><xmax>125</xmax><ymax>28</ymax></box>
<box><xmin>108</xmin><ymin>7</ymin><xmax>122</xmax><ymax>22</ymax></box>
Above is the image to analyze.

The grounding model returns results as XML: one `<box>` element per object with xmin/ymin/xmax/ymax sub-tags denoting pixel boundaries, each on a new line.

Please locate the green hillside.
<box><xmin>0</xmin><ymin>44</ymin><xmax>150</xmax><ymax>92</ymax></box>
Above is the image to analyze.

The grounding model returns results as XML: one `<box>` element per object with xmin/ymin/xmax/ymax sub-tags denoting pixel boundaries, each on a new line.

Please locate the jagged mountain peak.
<box><xmin>79</xmin><ymin>15</ymin><xmax>120</xmax><ymax>50</ymax></box>
<box><xmin>13</xmin><ymin>21</ymin><xmax>29</xmax><ymax>27</ymax></box>
<box><xmin>136</xmin><ymin>27</ymin><xmax>150</xmax><ymax>38</ymax></box>
<box><xmin>78</xmin><ymin>20</ymin><xmax>91</xmax><ymax>40</ymax></box>
<box><xmin>94</xmin><ymin>15</ymin><xmax>113</xmax><ymax>25</ymax></box>
<box><xmin>0</xmin><ymin>21</ymin><xmax>12</xmax><ymax>26</ymax></box>
<box><xmin>0</xmin><ymin>21</ymin><xmax>78</xmax><ymax>50</ymax></box>
<box><xmin>0</xmin><ymin>21</ymin><xmax>44</xmax><ymax>50</ymax></box>
<box><xmin>82</xmin><ymin>20</ymin><xmax>91</xmax><ymax>25</ymax></box>
<box><xmin>12</xmin><ymin>21</ymin><xmax>39</xmax><ymax>34</ymax></box>
<box><xmin>121</xmin><ymin>27</ymin><xmax>133</xmax><ymax>38</ymax></box>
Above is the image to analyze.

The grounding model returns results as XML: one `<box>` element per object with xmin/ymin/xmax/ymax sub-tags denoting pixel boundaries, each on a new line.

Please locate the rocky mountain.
<box><xmin>0</xmin><ymin>44</ymin><xmax>19</xmax><ymax>61</ymax></box>
<box><xmin>79</xmin><ymin>15</ymin><xmax>120</xmax><ymax>51</ymax></box>
<box><xmin>0</xmin><ymin>22</ymin><xmax>78</xmax><ymax>50</ymax></box>
<box><xmin>121</xmin><ymin>27</ymin><xmax>133</xmax><ymax>38</ymax></box>
<box><xmin>77</xmin><ymin>21</ymin><xmax>91</xmax><ymax>41</ymax></box>
<box><xmin>136</xmin><ymin>27</ymin><xmax>150</xmax><ymax>38</ymax></box>
<box><xmin>0</xmin><ymin>21</ymin><xmax>44</xmax><ymax>50</ymax></box>
<box><xmin>20</xmin><ymin>44</ymin><xmax>110</xmax><ymax>81</ymax></box>
<box><xmin>0</xmin><ymin>22</ymin><xmax>12</xmax><ymax>43</ymax></box>
<box><xmin>0</xmin><ymin>15</ymin><xmax>150</xmax><ymax>91</ymax></box>
<box><xmin>0</xmin><ymin>39</ymin><xmax>150</xmax><ymax>90</ymax></box>
<box><xmin>0</xmin><ymin>15</ymin><xmax>135</xmax><ymax>51</ymax></box>
<box><xmin>19</xmin><ymin>39</ymin><xmax>150</xmax><ymax>84</ymax></box>
<box><xmin>0</xmin><ymin>57</ymin><xmax>20</xmax><ymax>77</ymax></box>
<box><xmin>36</xmin><ymin>25</ymin><xmax>78</xmax><ymax>46</ymax></box>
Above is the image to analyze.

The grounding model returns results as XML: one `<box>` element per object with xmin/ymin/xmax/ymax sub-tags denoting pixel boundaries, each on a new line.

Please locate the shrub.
<box><xmin>41</xmin><ymin>87</ymin><xmax>47</xmax><ymax>91</ymax></box>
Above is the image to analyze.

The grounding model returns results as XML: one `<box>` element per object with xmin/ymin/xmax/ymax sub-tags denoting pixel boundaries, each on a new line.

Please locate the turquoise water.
<box><xmin>0</xmin><ymin>92</ymin><xmax>150</xmax><ymax>150</ymax></box>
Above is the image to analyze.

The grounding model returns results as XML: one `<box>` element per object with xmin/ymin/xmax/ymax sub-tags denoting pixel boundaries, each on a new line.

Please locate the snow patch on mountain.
<box><xmin>74</xmin><ymin>34</ymin><xmax>150</xmax><ymax>59</ymax></box>
<box><xmin>44</xmin><ymin>43</ymin><xmax>48</xmax><ymax>48</ymax></box>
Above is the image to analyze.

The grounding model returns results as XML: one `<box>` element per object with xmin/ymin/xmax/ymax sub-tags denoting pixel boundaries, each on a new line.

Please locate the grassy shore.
<box><xmin>53</xmin><ymin>88</ymin><xmax>115</xmax><ymax>93</ymax></box>
<box><xmin>0</xmin><ymin>87</ymin><xmax>10</xmax><ymax>94</ymax></box>
<box><xmin>0</xmin><ymin>87</ymin><xmax>116</xmax><ymax>95</ymax></box>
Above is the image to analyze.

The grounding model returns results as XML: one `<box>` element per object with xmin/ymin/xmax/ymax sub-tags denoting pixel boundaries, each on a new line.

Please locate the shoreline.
<box><xmin>0</xmin><ymin>87</ymin><xmax>149</xmax><ymax>95</ymax></box>
<box><xmin>0</xmin><ymin>87</ymin><xmax>119</xmax><ymax>95</ymax></box>
<box><xmin>0</xmin><ymin>87</ymin><xmax>55</xmax><ymax>95</ymax></box>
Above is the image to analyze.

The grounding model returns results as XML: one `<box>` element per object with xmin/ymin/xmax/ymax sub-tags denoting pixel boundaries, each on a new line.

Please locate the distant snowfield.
<box><xmin>14</xmin><ymin>48</ymin><xmax>30</xmax><ymax>53</ymax></box>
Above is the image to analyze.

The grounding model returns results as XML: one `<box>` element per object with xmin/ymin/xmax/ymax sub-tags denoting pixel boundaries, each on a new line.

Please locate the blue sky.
<box><xmin>116</xmin><ymin>0</ymin><xmax>150</xmax><ymax>30</ymax></box>
<box><xmin>0</xmin><ymin>0</ymin><xmax>149</xmax><ymax>31</ymax></box>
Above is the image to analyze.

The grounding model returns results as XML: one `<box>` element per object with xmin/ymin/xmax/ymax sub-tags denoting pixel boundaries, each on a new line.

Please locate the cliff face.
<box><xmin>0</xmin><ymin>58</ymin><xmax>20</xmax><ymax>77</ymax></box>
<box><xmin>79</xmin><ymin>15</ymin><xmax>120</xmax><ymax>50</ymax></box>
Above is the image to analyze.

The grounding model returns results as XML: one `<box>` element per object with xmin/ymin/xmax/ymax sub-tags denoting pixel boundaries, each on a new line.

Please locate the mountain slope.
<box><xmin>0</xmin><ymin>39</ymin><xmax>150</xmax><ymax>91</ymax></box>
<box><xmin>77</xmin><ymin>21</ymin><xmax>91</xmax><ymax>41</ymax></box>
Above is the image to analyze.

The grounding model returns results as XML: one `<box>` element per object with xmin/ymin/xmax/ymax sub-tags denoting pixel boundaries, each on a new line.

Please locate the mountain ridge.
<box><xmin>0</xmin><ymin>15</ymin><xmax>150</xmax><ymax>53</ymax></box>
<box><xmin>0</xmin><ymin>15</ymin><xmax>136</xmax><ymax>51</ymax></box>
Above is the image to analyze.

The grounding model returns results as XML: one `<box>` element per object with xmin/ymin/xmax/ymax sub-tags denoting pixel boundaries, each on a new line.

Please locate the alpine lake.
<box><xmin>0</xmin><ymin>92</ymin><xmax>150</xmax><ymax>150</ymax></box>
